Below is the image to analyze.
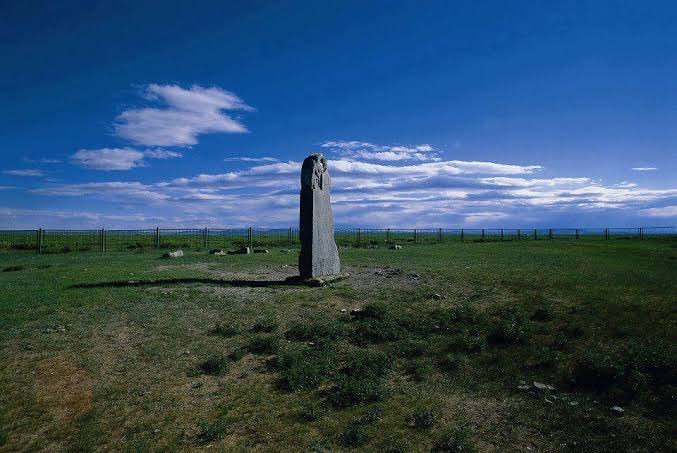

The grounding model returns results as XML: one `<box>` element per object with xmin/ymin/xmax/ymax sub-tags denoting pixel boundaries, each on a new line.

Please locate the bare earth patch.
<box><xmin>34</xmin><ymin>354</ymin><xmax>92</xmax><ymax>423</ymax></box>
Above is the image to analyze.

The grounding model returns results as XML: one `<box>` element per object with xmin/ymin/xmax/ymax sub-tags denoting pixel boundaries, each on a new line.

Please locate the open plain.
<box><xmin>0</xmin><ymin>239</ymin><xmax>675</xmax><ymax>451</ymax></box>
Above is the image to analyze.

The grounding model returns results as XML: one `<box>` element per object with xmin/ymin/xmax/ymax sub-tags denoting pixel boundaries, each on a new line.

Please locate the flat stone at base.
<box><xmin>162</xmin><ymin>250</ymin><xmax>184</xmax><ymax>258</ymax></box>
<box><xmin>285</xmin><ymin>272</ymin><xmax>350</xmax><ymax>287</ymax></box>
<box><xmin>227</xmin><ymin>246</ymin><xmax>251</xmax><ymax>255</ymax></box>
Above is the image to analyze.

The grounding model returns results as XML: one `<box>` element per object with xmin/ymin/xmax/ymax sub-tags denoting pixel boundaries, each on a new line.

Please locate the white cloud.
<box><xmin>115</xmin><ymin>84</ymin><xmax>253</xmax><ymax>147</ymax></box>
<box><xmin>641</xmin><ymin>205</ymin><xmax>677</xmax><ymax>217</ymax></box>
<box><xmin>632</xmin><ymin>167</ymin><xmax>658</xmax><ymax>171</ymax></box>
<box><xmin>23</xmin><ymin>158</ymin><xmax>62</xmax><ymax>164</ymax></box>
<box><xmin>32</xmin><ymin>181</ymin><xmax>168</xmax><ymax>202</ymax></box>
<box><xmin>480</xmin><ymin>177</ymin><xmax>590</xmax><ymax>187</ymax></box>
<box><xmin>72</xmin><ymin>148</ymin><xmax>146</xmax><ymax>170</ymax></box>
<box><xmin>71</xmin><ymin>147</ymin><xmax>183</xmax><ymax>170</ymax></box>
<box><xmin>330</xmin><ymin>160</ymin><xmax>541</xmax><ymax>176</ymax></box>
<box><xmin>322</xmin><ymin>141</ymin><xmax>440</xmax><ymax>161</ymax></box>
<box><xmin>143</xmin><ymin>149</ymin><xmax>183</xmax><ymax>159</ymax></box>
<box><xmin>224</xmin><ymin>156</ymin><xmax>279</xmax><ymax>162</ymax></box>
<box><xmin>3</xmin><ymin>169</ymin><xmax>43</xmax><ymax>177</ymax></box>
<box><xmin>26</xmin><ymin>150</ymin><xmax>677</xmax><ymax>228</ymax></box>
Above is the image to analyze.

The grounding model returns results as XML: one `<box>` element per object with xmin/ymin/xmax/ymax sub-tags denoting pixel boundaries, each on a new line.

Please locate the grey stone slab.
<box><xmin>298</xmin><ymin>153</ymin><xmax>341</xmax><ymax>278</ymax></box>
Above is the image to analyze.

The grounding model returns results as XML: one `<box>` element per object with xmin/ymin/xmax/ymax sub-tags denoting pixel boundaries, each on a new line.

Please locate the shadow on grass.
<box><xmin>68</xmin><ymin>277</ymin><xmax>299</xmax><ymax>289</ymax></box>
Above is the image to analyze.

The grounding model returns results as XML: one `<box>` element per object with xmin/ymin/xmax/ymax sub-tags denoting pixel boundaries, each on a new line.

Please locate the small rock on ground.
<box><xmin>611</xmin><ymin>406</ymin><xmax>625</xmax><ymax>415</ymax></box>
<box><xmin>533</xmin><ymin>382</ymin><xmax>555</xmax><ymax>391</ymax></box>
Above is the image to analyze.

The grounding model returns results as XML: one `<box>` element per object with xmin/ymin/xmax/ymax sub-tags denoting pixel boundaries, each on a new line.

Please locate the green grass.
<box><xmin>0</xmin><ymin>239</ymin><xmax>675</xmax><ymax>451</ymax></box>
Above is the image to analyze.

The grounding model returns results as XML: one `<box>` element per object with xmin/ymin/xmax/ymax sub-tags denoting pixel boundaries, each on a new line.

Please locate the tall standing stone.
<box><xmin>298</xmin><ymin>153</ymin><xmax>341</xmax><ymax>278</ymax></box>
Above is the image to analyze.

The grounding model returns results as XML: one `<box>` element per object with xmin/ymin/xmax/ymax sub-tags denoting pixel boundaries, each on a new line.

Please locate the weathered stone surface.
<box><xmin>162</xmin><ymin>250</ymin><xmax>183</xmax><ymax>258</ymax></box>
<box><xmin>284</xmin><ymin>272</ymin><xmax>349</xmax><ymax>287</ymax></box>
<box><xmin>390</xmin><ymin>244</ymin><xmax>402</xmax><ymax>250</ymax></box>
<box><xmin>298</xmin><ymin>153</ymin><xmax>341</xmax><ymax>278</ymax></box>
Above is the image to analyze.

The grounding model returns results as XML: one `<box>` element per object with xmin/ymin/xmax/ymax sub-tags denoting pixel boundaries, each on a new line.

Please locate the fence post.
<box><xmin>357</xmin><ymin>228</ymin><xmax>361</xmax><ymax>247</ymax></box>
<box><xmin>460</xmin><ymin>228</ymin><xmax>464</xmax><ymax>242</ymax></box>
<box><xmin>103</xmin><ymin>228</ymin><xmax>106</xmax><ymax>252</ymax></box>
<box><xmin>575</xmin><ymin>229</ymin><xmax>579</xmax><ymax>240</ymax></box>
<box><xmin>500</xmin><ymin>228</ymin><xmax>504</xmax><ymax>241</ymax></box>
<box><xmin>203</xmin><ymin>227</ymin><xmax>208</xmax><ymax>248</ymax></box>
<box><xmin>155</xmin><ymin>227</ymin><xmax>160</xmax><ymax>249</ymax></box>
<box><xmin>248</xmin><ymin>227</ymin><xmax>253</xmax><ymax>248</ymax></box>
<box><xmin>414</xmin><ymin>229</ymin><xmax>417</xmax><ymax>243</ymax></box>
<box><xmin>438</xmin><ymin>228</ymin><xmax>442</xmax><ymax>242</ymax></box>
<box><xmin>604</xmin><ymin>228</ymin><xmax>609</xmax><ymax>240</ymax></box>
<box><xmin>517</xmin><ymin>229</ymin><xmax>521</xmax><ymax>240</ymax></box>
<box><xmin>386</xmin><ymin>228</ymin><xmax>391</xmax><ymax>244</ymax></box>
<box><xmin>37</xmin><ymin>228</ymin><xmax>42</xmax><ymax>254</ymax></box>
<box><xmin>481</xmin><ymin>228</ymin><xmax>485</xmax><ymax>241</ymax></box>
<box><xmin>288</xmin><ymin>227</ymin><xmax>292</xmax><ymax>245</ymax></box>
<box><xmin>638</xmin><ymin>227</ymin><xmax>642</xmax><ymax>239</ymax></box>
<box><xmin>534</xmin><ymin>229</ymin><xmax>537</xmax><ymax>240</ymax></box>
<box><xmin>549</xmin><ymin>228</ymin><xmax>553</xmax><ymax>240</ymax></box>
<box><xmin>100</xmin><ymin>228</ymin><xmax>104</xmax><ymax>252</ymax></box>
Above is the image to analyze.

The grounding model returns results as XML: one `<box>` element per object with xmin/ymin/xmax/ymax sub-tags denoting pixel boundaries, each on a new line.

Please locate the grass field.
<box><xmin>0</xmin><ymin>240</ymin><xmax>675</xmax><ymax>451</ymax></box>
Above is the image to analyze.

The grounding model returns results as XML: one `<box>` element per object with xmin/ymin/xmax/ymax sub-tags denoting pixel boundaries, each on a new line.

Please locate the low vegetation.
<box><xmin>0</xmin><ymin>239</ymin><xmax>675</xmax><ymax>450</ymax></box>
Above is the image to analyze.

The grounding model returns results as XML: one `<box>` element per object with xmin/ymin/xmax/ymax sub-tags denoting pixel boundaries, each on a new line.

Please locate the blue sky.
<box><xmin>1</xmin><ymin>0</ymin><xmax>676</xmax><ymax>228</ymax></box>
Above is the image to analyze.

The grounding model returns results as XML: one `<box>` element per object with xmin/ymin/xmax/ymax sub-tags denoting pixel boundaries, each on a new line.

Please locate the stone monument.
<box><xmin>298</xmin><ymin>153</ymin><xmax>341</xmax><ymax>278</ymax></box>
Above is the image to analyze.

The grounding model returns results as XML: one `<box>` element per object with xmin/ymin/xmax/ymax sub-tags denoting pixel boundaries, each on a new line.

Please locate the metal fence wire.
<box><xmin>0</xmin><ymin>226</ymin><xmax>674</xmax><ymax>253</ymax></box>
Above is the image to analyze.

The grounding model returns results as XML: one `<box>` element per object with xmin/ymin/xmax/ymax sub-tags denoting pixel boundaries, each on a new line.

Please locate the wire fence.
<box><xmin>0</xmin><ymin>226</ymin><xmax>674</xmax><ymax>254</ymax></box>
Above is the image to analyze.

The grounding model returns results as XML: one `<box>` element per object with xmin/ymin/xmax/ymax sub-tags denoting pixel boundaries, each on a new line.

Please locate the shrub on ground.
<box><xmin>276</xmin><ymin>344</ymin><xmax>335</xmax><ymax>391</ymax></box>
<box><xmin>251</xmin><ymin>318</ymin><xmax>278</xmax><ymax>333</ymax></box>
<box><xmin>395</xmin><ymin>338</ymin><xmax>428</xmax><ymax>358</ymax></box>
<box><xmin>285</xmin><ymin>318</ymin><xmax>345</xmax><ymax>343</ymax></box>
<box><xmin>531</xmin><ymin>303</ymin><xmax>555</xmax><ymax>321</ymax></box>
<box><xmin>432</xmin><ymin>425</ymin><xmax>476</xmax><ymax>452</ymax></box>
<box><xmin>342</xmin><ymin>349</ymin><xmax>391</xmax><ymax>377</ymax></box>
<box><xmin>488</xmin><ymin>307</ymin><xmax>531</xmax><ymax>345</ymax></box>
<box><xmin>329</xmin><ymin>374</ymin><xmax>387</xmax><ymax>408</ymax></box>
<box><xmin>298</xmin><ymin>400</ymin><xmax>325</xmax><ymax>422</ymax></box>
<box><xmin>339</xmin><ymin>421</ymin><xmax>369</xmax><ymax>448</ymax></box>
<box><xmin>446</xmin><ymin>331</ymin><xmax>487</xmax><ymax>353</ymax></box>
<box><xmin>410</xmin><ymin>407</ymin><xmax>435</xmax><ymax>429</ymax></box>
<box><xmin>227</xmin><ymin>348</ymin><xmax>245</xmax><ymax>361</ymax></box>
<box><xmin>247</xmin><ymin>334</ymin><xmax>279</xmax><ymax>354</ymax></box>
<box><xmin>438</xmin><ymin>353</ymin><xmax>465</xmax><ymax>374</ymax></box>
<box><xmin>406</xmin><ymin>358</ymin><xmax>435</xmax><ymax>382</ymax></box>
<box><xmin>210</xmin><ymin>324</ymin><xmax>239</xmax><ymax>337</ymax></box>
<box><xmin>199</xmin><ymin>354</ymin><xmax>229</xmax><ymax>375</ymax></box>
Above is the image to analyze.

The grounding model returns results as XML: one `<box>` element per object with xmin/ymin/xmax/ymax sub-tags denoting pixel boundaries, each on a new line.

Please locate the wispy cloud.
<box><xmin>143</xmin><ymin>149</ymin><xmax>183</xmax><ymax>159</ymax></box>
<box><xmin>72</xmin><ymin>148</ymin><xmax>146</xmax><ymax>170</ymax></box>
<box><xmin>23</xmin><ymin>158</ymin><xmax>62</xmax><ymax>164</ymax></box>
<box><xmin>322</xmin><ymin>141</ymin><xmax>440</xmax><ymax>162</ymax></box>
<box><xmin>30</xmin><ymin>153</ymin><xmax>677</xmax><ymax>228</ymax></box>
<box><xmin>32</xmin><ymin>181</ymin><xmax>169</xmax><ymax>201</ymax></box>
<box><xmin>224</xmin><ymin>156</ymin><xmax>279</xmax><ymax>163</ymax></box>
<box><xmin>3</xmin><ymin>169</ymin><xmax>43</xmax><ymax>177</ymax></box>
<box><xmin>641</xmin><ymin>205</ymin><xmax>677</xmax><ymax>217</ymax></box>
<box><xmin>71</xmin><ymin>147</ymin><xmax>183</xmax><ymax>170</ymax></box>
<box><xmin>632</xmin><ymin>167</ymin><xmax>658</xmax><ymax>171</ymax></box>
<box><xmin>114</xmin><ymin>84</ymin><xmax>253</xmax><ymax>147</ymax></box>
